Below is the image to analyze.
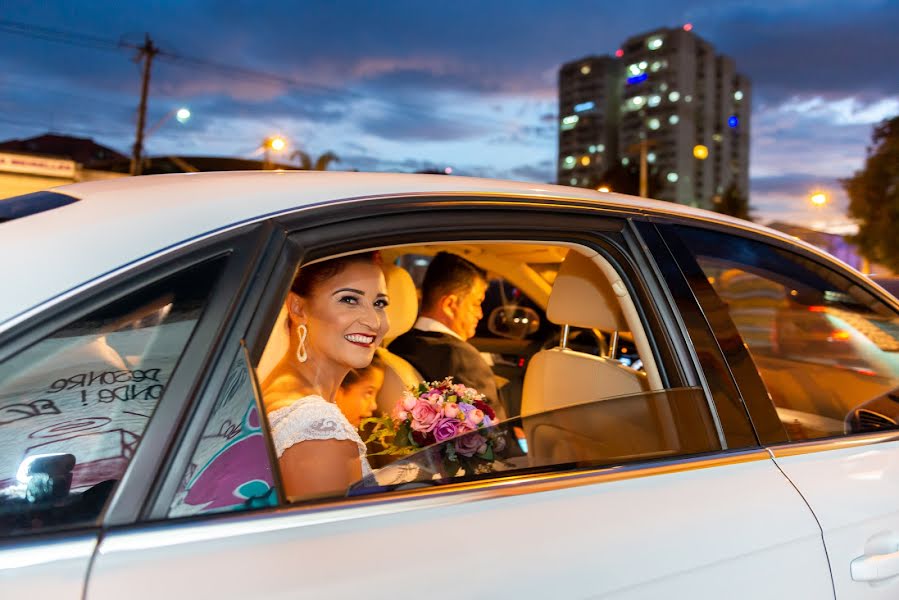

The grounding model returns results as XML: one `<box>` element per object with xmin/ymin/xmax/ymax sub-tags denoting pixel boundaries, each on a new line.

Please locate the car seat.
<box><xmin>521</xmin><ymin>249</ymin><xmax>648</xmax><ymax>416</ymax></box>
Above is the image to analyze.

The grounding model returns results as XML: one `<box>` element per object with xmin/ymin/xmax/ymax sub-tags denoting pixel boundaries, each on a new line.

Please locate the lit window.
<box><xmin>650</xmin><ymin>61</ymin><xmax>662</xmax><ymax>72</ymax></box>
<box><xmin>667</xmin><ymin>172</ymin><xmax>679</xmax><ymax>183</ymax></box>
<box><xmin>588</xmin><ymin>145</ymin><xmax>597</xmax><ymax>153</ymax></box>
<box><xmin>561</xmin><ymin>115</ymin><xmax>579</xmax><ymax>131</ymax></box>
<box><xmin>627</xmin><ymin>73</ymin><xmax>648</xmax><ymax>85</ymax></box>
<box><xmin>563</xmin><ymin>156</ymin><xmax>576</xmax><ymax>168</ymax></box>
<box><xmin>597</xmin><ymin>144</ymin><xmax>605</xmax><ymax>152</ymax></box>
<box><xmin>647</xmin><ymin>152</ymin><xmax>657</xmax><ymax>163</ymax></box>
<box><xmin>713</xmin><ymin>133</ymin><xmax>723</xmax><ymax>142</ymax></box>
<box><xmin>647</xmin><ymin>36</ymin><xmax>664</xmax><ymax>50</ymax></box>
<box><xmin>648</xmin><ymin>95</ymin><xmax>661</xmax><ymax>107</ymax></box>
<box><xmin>632</xmin><ymin>96</ymin><xmax>645</xmax><ymax>106</ymax></box>
<box><xmin>580</xmin><ymin>65</ymin><xmax>591</xmax><ymax>75</ymax></box>
<box><xmin>574</xmin><ymin>101</ymin><xmax>596</xmax><ymax>112</ymax></box>
<box><xmin>669</xmin><ymin>114</ymin><xmax>680</xmax><ymax>125</ymax></box>
<box><xmin>580</xmin><ymin>156</ymin><xmax>591</xmax><ymax>166</ymax></box>
<box><xmin>639</xmin><ymin>61</ymin><xmax>648</xmax><ymax>70</ymax></box>
<box><xmin>622</xmin><ymin>157</ymin><xmax>630</xmax><ymax>166</ymax></box>
<box><xmin>628</xmin><ymin>63</ymin><xmax>643</xmax><ymax>76</ymax></box>
<box><xmin>648</xmin><ymin>118</ymin><xmax>660</xmax><ymax>130</ymax></box>
<box><xmin>570</xmin><ymin>177</ymin><xmax>578</xmax><ymax>185</ymax></box>
<box><xmin>660</xmin><ymin>82</ymin><xmax>669</xmax><ymax>91</ymax></box>
<box><xmin>668</xmin><ymin>91</ymin><xmax>680</xmax><ymax>102</ymax></box>
<box><xmin>685</xmin><ymin>95</ymin><xmax>693</xmax><ymax>103</ymax></box>
<box><xmin>734</xmin><ymin>90</ymin><xmax>744</xmax><ymax>101</ymax></box>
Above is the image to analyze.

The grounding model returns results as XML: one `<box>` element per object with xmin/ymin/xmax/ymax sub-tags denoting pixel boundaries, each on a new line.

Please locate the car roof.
<box><xmin>0</xmin><ymin>170</ymin><xmax>844</xmax><ymax>330</ymax></box>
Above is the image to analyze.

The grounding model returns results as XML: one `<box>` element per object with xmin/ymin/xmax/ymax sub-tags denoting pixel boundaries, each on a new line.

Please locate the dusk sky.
<box><xmin>1</xmin><ymin>1</ymin><xmax>897</xmax><ymax>229</ymax></box>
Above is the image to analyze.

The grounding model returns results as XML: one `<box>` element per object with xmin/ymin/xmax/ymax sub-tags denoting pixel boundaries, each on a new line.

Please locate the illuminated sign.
<box><xmin>0</xmin><ymin>152</ymin><xmax>77</xmax><ymax>179</ymax></box>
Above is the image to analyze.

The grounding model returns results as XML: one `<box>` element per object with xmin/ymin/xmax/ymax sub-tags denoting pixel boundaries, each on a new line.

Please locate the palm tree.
<box><xmin>291</xmin><ymin>150</ymin><xmax>340</xmax><ymax>171</ymax></box>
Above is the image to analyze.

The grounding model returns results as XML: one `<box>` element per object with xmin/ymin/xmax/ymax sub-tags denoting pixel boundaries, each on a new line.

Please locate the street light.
<box><xmin>810</xmin><ymin>192</ymin><xmax>828</xmax><ymax>207</ymax></box>
<box><xmin>131</xmin><ymin>106</ymin><xmax>192</xmax><ymax>175</ymax></box>
<box><xmin>263</xmin><ymin>135</ymin><xmax>288</xmax><ymax>169</ymax></box>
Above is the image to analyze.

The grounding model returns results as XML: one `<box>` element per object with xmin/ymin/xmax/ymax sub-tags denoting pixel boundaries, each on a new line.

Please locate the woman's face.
<box><xmin>336</xmin><ymin>367</ymin><xmax>385</xmax><ymax>426</ymax></box>
<box><xmin>296</xmin><ymin>261</ymin><xmax>390</xmax><ymax>370</ymax></box>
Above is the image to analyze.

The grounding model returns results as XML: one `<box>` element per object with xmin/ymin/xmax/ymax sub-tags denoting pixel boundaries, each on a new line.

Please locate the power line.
<box><xmin>0</xmin><ymin>19</ymin><xmax>536</xmax><ymax>136</ymax></box>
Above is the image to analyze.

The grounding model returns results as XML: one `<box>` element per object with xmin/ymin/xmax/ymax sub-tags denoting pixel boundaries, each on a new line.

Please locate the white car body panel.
<box><xmin>0</xmin><ymin>535</ymin><xmax>94</xmax><ymax>599</ymax></box>
<box><xmin>0</xmin><ymin>171</ymin><xmax>859</xmax><ymax>332</ymax></box>
<box><xmin>87</xmin><ymin>457</ymin><xmax>832</xmax><ymax>600</ymax></box>
<box><xmin>774</xmin><ymin>439</ymin><xmax>899</xmax><ymax>599</ymax></box>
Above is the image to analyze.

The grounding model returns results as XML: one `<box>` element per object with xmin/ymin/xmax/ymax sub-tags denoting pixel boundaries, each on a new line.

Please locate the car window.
<box><xmin>674</xmin><ymin>226</ymin><xmax>899</xmax><ymax>441</ymax></box>
<box><xmin>351</xmin><ymin>387</ymin><xmax>720</xmax><ymax>493</ymax></box>
<box><xmin>0</xmin><ymin>258</ymin><xmax>226</xmax><ymax>537</ymax></box>
<box><xmin>169</xmin><ymin>346</ymin><xmax>276</xmax><ymax>517</ymax></box>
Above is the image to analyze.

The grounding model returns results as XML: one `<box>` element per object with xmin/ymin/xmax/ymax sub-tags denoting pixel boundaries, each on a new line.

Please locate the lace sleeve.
<box><xmin>267</xmin><ymin>397</ymin><xmax>372</xmax><ymax>481</ymax></box>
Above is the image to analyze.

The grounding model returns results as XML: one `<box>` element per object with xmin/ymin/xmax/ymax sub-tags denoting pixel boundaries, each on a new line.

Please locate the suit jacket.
<box><xmin>389</xmin><ymin>329</ymin><xmax>505</xmax><ymax>421</ymax></box>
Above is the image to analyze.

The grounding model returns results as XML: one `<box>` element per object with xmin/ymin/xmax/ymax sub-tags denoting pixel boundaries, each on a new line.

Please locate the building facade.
<box><xmin>558</xmin><ymin>26</ymin><xmax>751</xmax><ymax>208</ymax></box>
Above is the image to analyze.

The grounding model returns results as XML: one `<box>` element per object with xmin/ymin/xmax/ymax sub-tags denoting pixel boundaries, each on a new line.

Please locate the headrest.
<box><xmin>383</xmin><ymin>264</ymin><xmax>418</xmax><ymax>345</ymax></box>
<box><xmin>546</xmin><ymin>251</ymin><xmax>627</xmax><ymax>331</ymax></box>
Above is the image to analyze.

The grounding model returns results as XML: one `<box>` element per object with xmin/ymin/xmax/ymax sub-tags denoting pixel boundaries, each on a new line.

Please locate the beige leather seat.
<box><xmin>375</xmin><ymin>264</ymin><xmax>423</xmax><ymax>415</ymax></box>
<box><xmin>521</xmin><ymin>250</ymin><xmax>648</xmax><ymax>417</ymax></box>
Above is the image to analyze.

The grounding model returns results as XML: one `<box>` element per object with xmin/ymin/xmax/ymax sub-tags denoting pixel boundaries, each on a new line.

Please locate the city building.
<box><xmin>0</xmin><ymin>134</ymin><xmax>128</xmax><ymax>200</ymax></box>
<box><xmin>557</xmin><ymin>26</ymin><xmax>751</xmax><ymax>208</ymax></box>
<box><xmin>557</xmin><ymin>56</ymin><xmax>622</xmax><ymax>188</ymax></box>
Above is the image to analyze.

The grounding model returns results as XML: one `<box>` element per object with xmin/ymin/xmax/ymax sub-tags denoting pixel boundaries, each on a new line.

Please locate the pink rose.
<box><xmin>433</xmin><ymin>417</ymin><xmax>461</xmax><ymax>443</ymax></box>
<box><xmin>402</xmin><ymin>392</ymin><xmax>418</xmax><ymax>411</ymax></box>
<box><xmin>455</xmin><ymin>431</ymin><xmax>488</xmax><ymax>457</ymax></box>
<box><xmin>444</xmin><ymin>402</ymin><xmax>461</xmax><ymax>418</ymax></box>
<box><xmin>466</xmin><ymin>409</ymin><xmax>485</xmax><ymax>427</ymax></box>
<box><xmin>410</xmin><ymin>399</ymin><xmax>440</xmax><ymax>431</ymax></box>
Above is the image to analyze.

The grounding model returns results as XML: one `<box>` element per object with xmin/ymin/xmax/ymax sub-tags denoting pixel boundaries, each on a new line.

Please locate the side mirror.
<box><xmin>487</xmin><ymin>306</ymin><xmax>540</xmax><ymax>339</ymax></box>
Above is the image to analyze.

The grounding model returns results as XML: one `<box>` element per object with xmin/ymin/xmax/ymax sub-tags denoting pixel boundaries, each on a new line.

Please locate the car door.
<box><xmin>86</xmin><ymin>199</ymin><xmax>833</xmax><ymax>599</ymax></box>
<box><xmin>664</xmin><ymin>222</ymin><xmax>899</xmax><ymax>599</ymax></box>
<box><xmin>0</xmin><ymin>223</ymin><xmax>265</xmax><ymax>599</ymax></box>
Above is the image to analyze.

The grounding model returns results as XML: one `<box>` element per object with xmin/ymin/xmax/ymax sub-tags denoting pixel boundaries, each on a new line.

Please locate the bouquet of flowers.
<box><xmin>363</xmin><ymin>377</ymin><xmax>505</xmax><ymax>475</ymax></box>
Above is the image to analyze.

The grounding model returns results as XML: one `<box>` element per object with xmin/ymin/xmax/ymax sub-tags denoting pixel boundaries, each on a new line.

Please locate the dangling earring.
<box><xmin>296</xmin><ymin>323</ymin><xmax>308</xmax><ymax>363</ymax></box>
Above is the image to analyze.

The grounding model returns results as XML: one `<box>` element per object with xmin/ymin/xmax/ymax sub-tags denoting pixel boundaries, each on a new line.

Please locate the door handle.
<box><xmin>852</xmin><ymin>551</ymin><xmax>899</xmax><ymax>582</ymax></box>
<box><xmin>852</xmin><ymin>532</ymin><xmax>899</xmax><ymax>582</ymax></box>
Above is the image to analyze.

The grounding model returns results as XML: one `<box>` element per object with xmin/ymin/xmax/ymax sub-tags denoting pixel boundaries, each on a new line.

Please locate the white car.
<box><xmin>3</xmin><ymin>172</ymin><xmax>899</xmax><ymax>599</ymax></box>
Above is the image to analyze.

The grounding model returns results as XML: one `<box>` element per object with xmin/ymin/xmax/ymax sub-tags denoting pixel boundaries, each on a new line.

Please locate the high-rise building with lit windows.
<box><xmin>557</xmin><ymin>26</ymin><xmax>751</xmax><ymax>208</ymax></box>
<box><xmin>557</xmin><ymin>56</ymin><xmax>622</xmax><ymax>188</ymax></box>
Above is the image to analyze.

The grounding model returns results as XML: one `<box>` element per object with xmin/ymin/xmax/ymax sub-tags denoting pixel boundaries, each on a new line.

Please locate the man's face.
<box><xmin>449</xmin><ymin>277</ymin><xmax>487</xmax><ymax>340</ymax></box>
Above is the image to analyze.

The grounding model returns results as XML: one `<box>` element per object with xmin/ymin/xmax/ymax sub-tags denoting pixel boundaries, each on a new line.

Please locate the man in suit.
<box><xmin>389</xmin><ymin>252</ymin><xmax>505</xmax><ymax>420</ymax></box>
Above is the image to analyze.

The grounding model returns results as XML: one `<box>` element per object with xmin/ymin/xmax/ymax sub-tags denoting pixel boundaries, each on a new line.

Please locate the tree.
<box><xmin>842</xmin><ymin>116</ymin><xmax>899</xmax><ymax>271</ymax></box>
<box><xmin>714</xmin><ymin>182</ymin><xmax>752</xmax><ymax>221</ymax></box>
<box><xmin>291</xmin><ymin>150</ymin><xmax>340</xmax><ymax>171</ymax></box>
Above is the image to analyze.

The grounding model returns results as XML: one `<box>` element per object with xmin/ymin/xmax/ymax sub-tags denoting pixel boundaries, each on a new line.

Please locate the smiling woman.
<box><xmin>259</xmin><ymin>252</ymin><xmax>390</xmax><ymax>500</ymax></box>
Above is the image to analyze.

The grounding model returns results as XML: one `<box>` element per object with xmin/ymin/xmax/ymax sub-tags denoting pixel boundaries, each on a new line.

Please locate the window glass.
<box><xmin>169</xmin><ymin>347</ymin><xmax>276</xmax><ymax>517</ymax></box>
<box><xmin>676</xmin><ymin>226</ymin><xmax>899</xmax><ymax>441</ymax></box>
<box><xmin>352</xmin><ymin>388</ymin><xmax>720</xmax><ymax>494</ymax></box>
<box><xmin>0</xmin><ymin>258</ymin><xmax>225</xmax><ymax>536</ymax></box>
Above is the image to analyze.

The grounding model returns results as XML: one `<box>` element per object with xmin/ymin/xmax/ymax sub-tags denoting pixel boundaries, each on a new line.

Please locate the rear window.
<box><xmin>0</xmin><ymin>191</ymin><xmax>79</xmax><ymax>223</ymax></box>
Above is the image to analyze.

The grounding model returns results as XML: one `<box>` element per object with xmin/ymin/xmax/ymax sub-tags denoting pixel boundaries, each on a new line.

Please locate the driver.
<box><xmin>389</xmin><ymin>252</ymin><xmax>505</xmax><ymax>420</ymax></box>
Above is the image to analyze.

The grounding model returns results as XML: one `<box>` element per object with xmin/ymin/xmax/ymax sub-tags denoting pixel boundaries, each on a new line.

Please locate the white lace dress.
<box><xmin>268</xmin><ymin>395</ymin><xmax>372</xmax><ymax>480</ymax></box>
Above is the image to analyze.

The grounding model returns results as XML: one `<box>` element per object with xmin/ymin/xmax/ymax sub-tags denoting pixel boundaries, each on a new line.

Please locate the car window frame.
<box><xmin>655</xmin><ymin>219</ymin><xmax>899</xmax><ymax>447</ymax></box>
<box><xmin>141</xmin><ymin>194</ymin><xmax>743</xmax><ymax>524</ymax></box>
<box><xmin>0</xmin><ymin>220</ymin><xmax>277</xmax><ymax>535</ymax></box>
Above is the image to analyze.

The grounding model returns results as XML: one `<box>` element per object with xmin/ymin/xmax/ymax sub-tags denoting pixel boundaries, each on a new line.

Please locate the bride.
<box><xmin>261</xmin><ymin>252</ymin><xmax>389</xmax><ymax>500</ymax></box>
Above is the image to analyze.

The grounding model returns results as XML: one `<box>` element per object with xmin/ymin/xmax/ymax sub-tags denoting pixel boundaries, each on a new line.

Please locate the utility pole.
<box><xmin>130</xmin><ymin>34</ymin><xmax>159</xmax><ymax>176</ymax></box>
<box><xmin>627</xmin><ymin>138</ymin><xmax>656</xmax><ymax>198</ymax></box>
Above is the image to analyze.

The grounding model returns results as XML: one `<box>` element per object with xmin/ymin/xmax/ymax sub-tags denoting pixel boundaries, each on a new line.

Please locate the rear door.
<box><xmin>665</xmin><ymin>222</ymin><xmax>899</xmax><ymax>599</ymax></box>
<box><xmin>87</xmin><ymin>200</ymin><xmax>834</xmax><ymax>599</ymax></box>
